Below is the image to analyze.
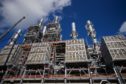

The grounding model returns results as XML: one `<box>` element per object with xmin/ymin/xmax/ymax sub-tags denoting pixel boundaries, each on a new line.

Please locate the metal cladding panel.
<box><xmin>66</xmin><ymin>45</ymin><xmax>86</xmax><ymax>51</ymax></box>
<box><xmin>108</xmin><ymin>49</ymin><xmax>126</xmax><ymax>60</ymax></box>
<box><xmin>31</xmin><ymin>43</ymin><xmax>49</xmax><ymax>47</ymax></box>
<box><xmin>65</xmin><ymin>39</ymin><xmax>85</xmax><ymax>45</ymax></box>
<box><xmin>65</xmin><ymin>39</ymin><xmax>88</xmax><ymax>63</ymax></box>
<box><xmin>105</xmin><ymin>41</ymin><xmax>126</xmax><ymax>49</ymax></box>
<box><xmin>26</xmin><ymin>42</ymin><xmax>50</xmax><ymax>64</ymax></box>
<box><xmin>30</xmin><ymin>43</ymin><xmax>51</xmax><ymax>54</ymax></box>
<box><xmin>101</xmin><ymin>35</ymin><xmax>126</xmax><ymax>61</ymax></box>
<box><xmin>103</xmin><ymin>35</ymin><xmax>126</xmax><ymax>42</ymax></box>
<box><xmin>26</xmin><ymin>53</ymin><xmax>49</xmax><ymax>64</ymax></box>
<box><xmin>30</xmin><ymin>47</ymin><xmax>49</xmax><ymax>53</ymax></box>
<box><xmin>65</xmin><ymin>51</ymin><xmax>87</xmax><ymax>62</ymax></box>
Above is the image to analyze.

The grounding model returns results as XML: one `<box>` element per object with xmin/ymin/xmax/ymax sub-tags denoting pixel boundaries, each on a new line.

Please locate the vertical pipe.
<box><xmin>72</xmin><ymin>22</ymin><xmax>76</xmax><ymax>31</ymax></box>
<box><xmin>60</xmin><ymin>35</ymin><xmax>62</xmax><ymax>40</ymax></box>
<box><xmin>64</xmin><ymin>65</ymin><xmax>67</xmax><ymax>84</ymax></box>
<box><xmin>71</xmin><ymin>22</ymin><xmax>78</xmax><ymax>39</ymax></box>
<box><xmin>54</xmin><ymin>16</ymin><xmax>59</xmax><ymax>23</ymax></box>
<box><xmin>39</xmin><ymin>18</ymin><xmax>43</xmax><ymax>27</ymax></box>
<box><xmin>43</xmin><ymin>26</ymin><xmax>47</xmax><ymax>36</ymax></box>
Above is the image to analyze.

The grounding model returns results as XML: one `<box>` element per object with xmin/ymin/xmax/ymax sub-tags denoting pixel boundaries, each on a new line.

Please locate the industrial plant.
<box><xmin>0</xmin><ymin>16</ymin><xmax>126</xmax><ymax>84</ymax></box>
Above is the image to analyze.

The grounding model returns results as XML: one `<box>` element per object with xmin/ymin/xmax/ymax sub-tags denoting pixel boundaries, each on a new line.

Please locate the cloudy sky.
<box><xmin>0</xmin><ymin>0</ymin><xmax>126</xmax><ymax>48</ymax></box>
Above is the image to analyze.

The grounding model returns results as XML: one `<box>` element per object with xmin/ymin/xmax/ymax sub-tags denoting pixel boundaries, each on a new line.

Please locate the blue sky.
<box><xmin>60</xmin><ymin>0</ymin><xmax>126</xmax><ymax>39</ymax></box>
<box><xmin>0</xmin><ymin>0</ymin><xmax>126</xmax><ymax>48</ymax></box>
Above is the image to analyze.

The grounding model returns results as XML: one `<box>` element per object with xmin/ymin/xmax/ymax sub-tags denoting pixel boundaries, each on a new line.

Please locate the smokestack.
<box><xmin>72</xmin><ymin>22</ymin><xmax>76</xmax><ymax>31</ymax></box>
<box><xmin>71</xmin><ymin>22</ymin><xmax>78</xmax><ymax>39</ymax></box>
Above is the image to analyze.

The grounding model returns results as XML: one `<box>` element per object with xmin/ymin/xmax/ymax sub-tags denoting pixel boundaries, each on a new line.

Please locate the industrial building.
<box><xmin>0</xmin><ymin>16</ymin><xmax>126</xmax><ymax>84</ymax></box>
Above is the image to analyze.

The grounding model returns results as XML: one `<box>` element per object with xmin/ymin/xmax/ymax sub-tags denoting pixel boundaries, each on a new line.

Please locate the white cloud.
<box><xmin>0</xmin><ymin>0</ymin><xmax>71</xmax><ymax>29</ymax></box>
<box><xmin>119</xmin><ymin>21</ymin><xmax>126</xmax><ymax>32</ymax></box>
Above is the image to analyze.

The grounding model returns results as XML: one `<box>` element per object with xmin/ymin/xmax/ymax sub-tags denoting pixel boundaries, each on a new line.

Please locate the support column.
<box><xmin>20</xmin><ymin>68</ymin><xmax>26</xmax><ymax>84</ymax></box>
<box><xmin>88</xmin><ymin>64</ymin><xmax>93</xmax><ymax>84</ymax></box>
<box><xmin>41</xmin><ymin>78</ymin><xmax>44</xmax><ymax>84</ymax></box>
<box><xmin>113</xmin><ymin>66</ymin><xmax>125</xmax><ymax>84</ymax></box>
<box><xmin>64</xmin><ymin>66</ymin><xmax>67</xmax><ymax>84</ymax></box>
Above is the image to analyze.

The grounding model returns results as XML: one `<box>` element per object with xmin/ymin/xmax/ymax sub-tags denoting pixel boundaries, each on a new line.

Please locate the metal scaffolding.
<box><xmin>0</xmin><ymin>17</ymin><xmax>126</xmax><ymax>84</ymax></box>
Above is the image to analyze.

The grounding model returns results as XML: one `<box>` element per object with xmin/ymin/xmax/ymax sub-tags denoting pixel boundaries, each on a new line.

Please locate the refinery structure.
<box><xmin>0</xmin><ymin>16</ymin><xmax>126</xmax><ymax>84</ymax></box>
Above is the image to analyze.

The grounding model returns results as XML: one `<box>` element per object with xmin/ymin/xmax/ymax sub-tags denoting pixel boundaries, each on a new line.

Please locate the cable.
<box><xmin>0</xmin><ymin>16</ymin><xmax>25</xmax><ymax>41</ymax></box>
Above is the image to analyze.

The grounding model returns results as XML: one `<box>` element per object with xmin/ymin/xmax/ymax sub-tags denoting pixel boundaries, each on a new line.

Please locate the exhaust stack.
<box><xmin>71</xmin><ymin>22</ymin><xmax>78</xmax><ymax>39</ymax></box>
